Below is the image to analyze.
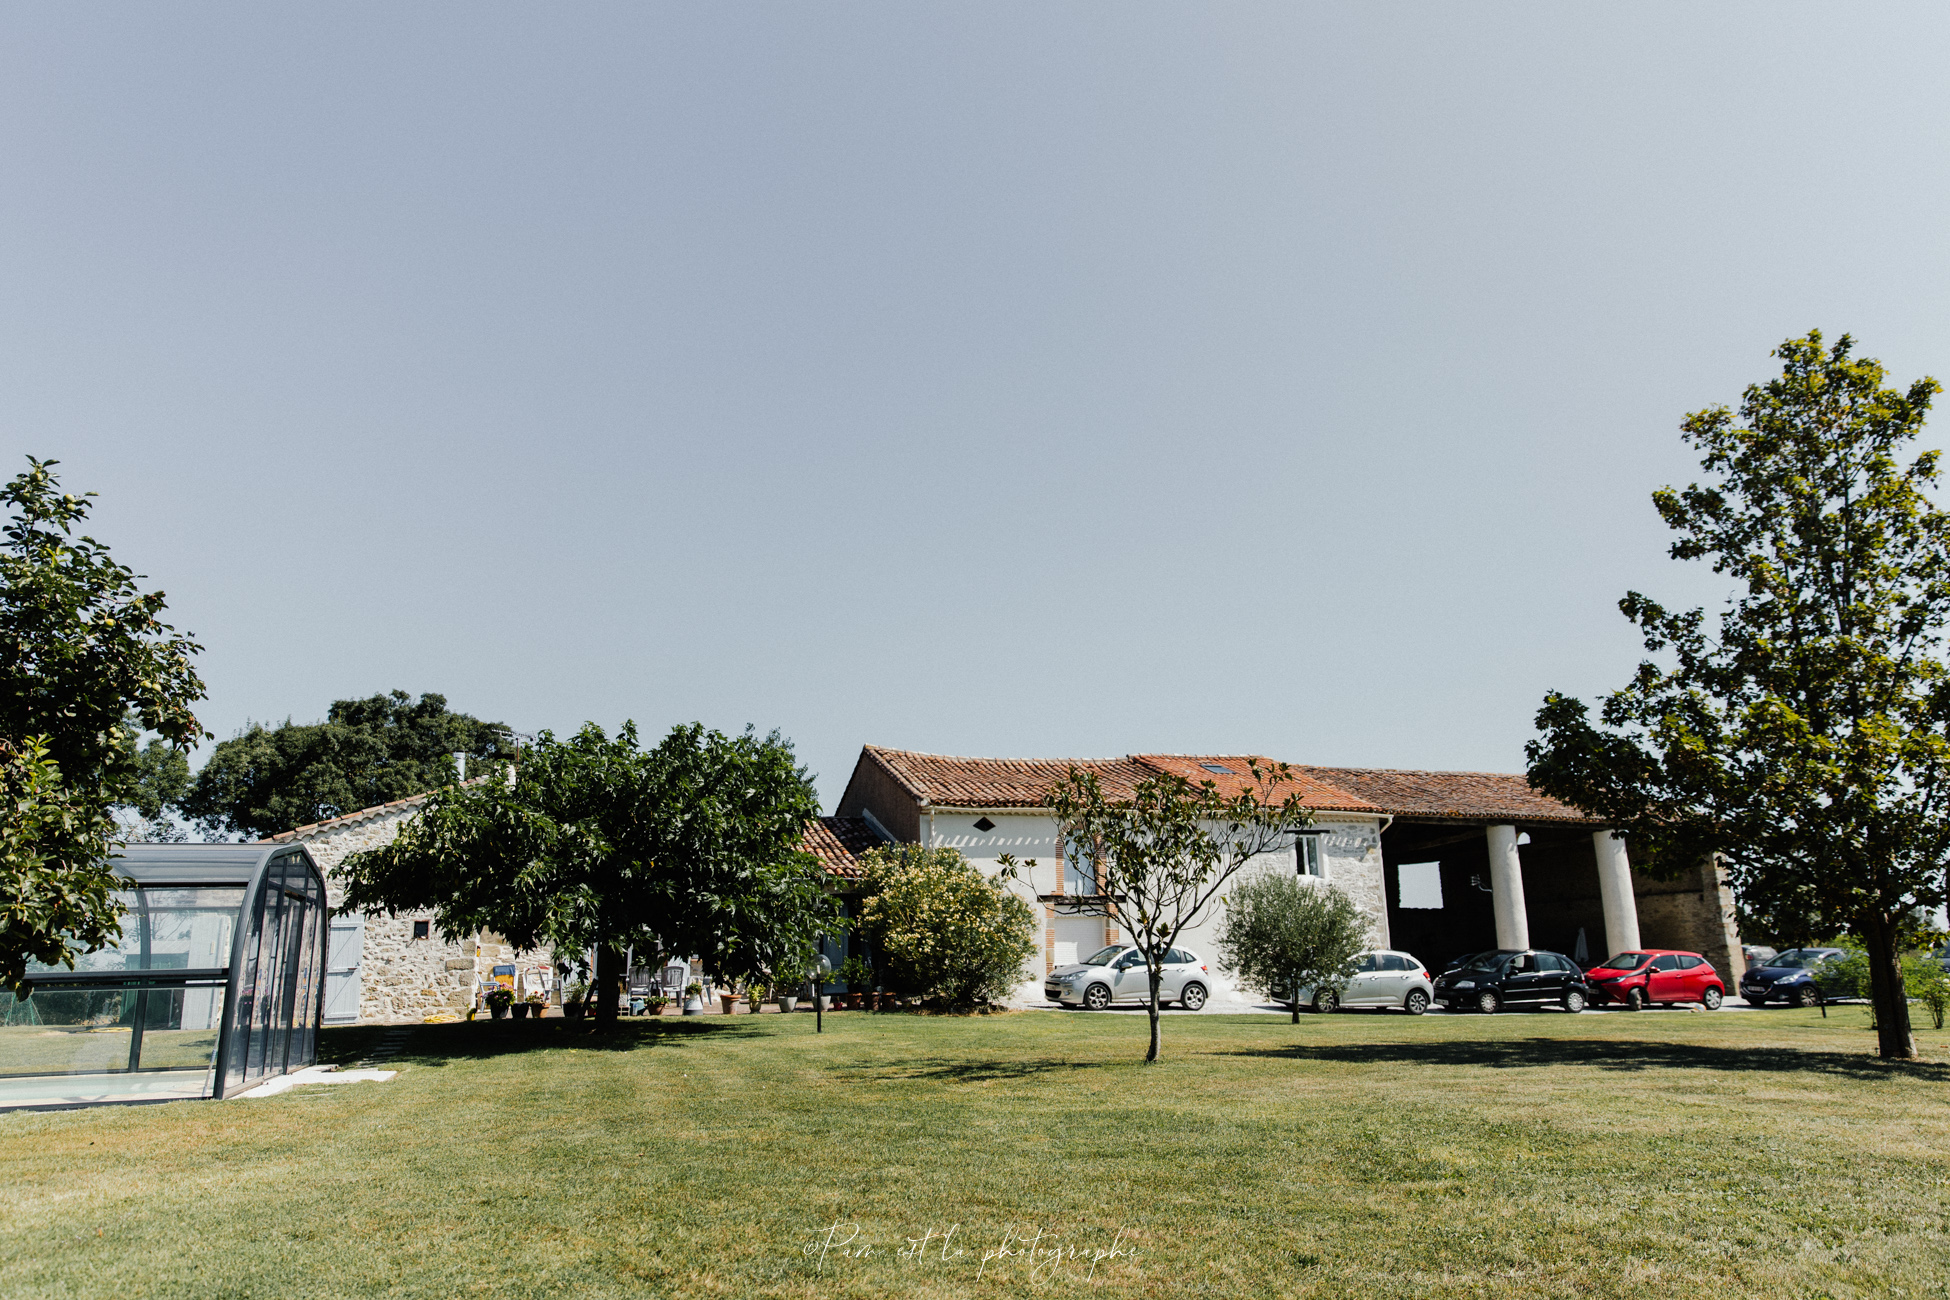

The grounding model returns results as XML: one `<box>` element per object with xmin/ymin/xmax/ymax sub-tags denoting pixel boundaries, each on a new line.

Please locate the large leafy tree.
<box><xmin>1528</xmin><ymin>332</ymin><xmax>1949</xmax><ymax>1060</ymax></box>
<box><xmin>1</xmin><ymin>459</ymin><xmax>206</xmax><ymax>993</ymax></box>
<box><xmin>336</xmin><ymin>721</ymin><xmax>839</xmax><ymax>1026</ymax></box>
<box><xmin>1005</xmin><ymin>763</ymin><xmax>1311</xmax><ymax>1062</ymax></box>
<box><xmin>180</xmin><ymin>690</ymin><xmax>514</xmax><ymax>839</ymax></box>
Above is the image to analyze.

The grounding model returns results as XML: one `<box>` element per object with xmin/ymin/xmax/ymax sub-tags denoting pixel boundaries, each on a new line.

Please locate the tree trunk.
<box><xmin>1862</xmin><ymin>911</ymin><xmax>1917</xmax><ymax>1060</ymax></box>
<box><xmin>1144</xmin><ymin>973</ymin><xmax>1163</xmax><ymax>1063</ymax></box>
<box><xmin>594</xmin><ymin>943</ymin><xmax>622</xmax><ymax>1028</ymax></box>
<box><xmin>1290</xmin><ymin>998</ymin><xmax>1299</xmax><ymax>1025</ymax></box>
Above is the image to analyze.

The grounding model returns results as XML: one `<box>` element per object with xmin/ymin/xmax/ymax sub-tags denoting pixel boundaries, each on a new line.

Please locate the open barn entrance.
<box><xmin>1379</xmin><ymin>821</ymin><xmax>1608</xmax><ymax>971</ymax></box>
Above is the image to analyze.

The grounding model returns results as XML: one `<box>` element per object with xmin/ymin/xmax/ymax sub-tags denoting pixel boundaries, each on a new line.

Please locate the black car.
<box><xmin>1433</xmin><ymin>949</ymin><xmax>1589</xmax><ymax>1014</ymax></box>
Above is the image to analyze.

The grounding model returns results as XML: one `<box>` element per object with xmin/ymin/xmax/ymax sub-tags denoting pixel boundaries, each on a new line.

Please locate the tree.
<box><xmin>1527</xmin><ymin>331</ymin><xmax>1950</xmax><ymax>1060</ymax></box>
<box><xmin>0</xmin><ymin>739</ymin><xmax>122</xmax><ymax>995</ymax></box>
<box><xmin>180</xmin><ymin>690</ymin><xmax>515</xmax><ymax>839</ymax></box>
<box><xmin>336</xmin><ymin>721</ymin><xmax>839</xmax><ymax>1026</ymax></box>
<box><xmin>1</xmin><ymin>458</ymin><xmax>206</xmax><ymax>992</ymax></box>
<box><xmin>852</xmin><ymin>844</ymin><xmax>1039</xmax><ymax>1008</ymax></box>
<box><xmin>1215</xmin><ymin>874</ymin><xmax>1367</xmax><ymax>1023</ymax></box>
<box><xmin>1005</xmin><ymin>763</ymin><xmax>1311</xmax><ymax>1062</ymax></box>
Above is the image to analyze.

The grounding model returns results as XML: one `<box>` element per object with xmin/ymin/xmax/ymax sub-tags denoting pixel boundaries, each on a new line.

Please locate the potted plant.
<box><xmin>777</xmin><ymin>985</ymin><xmax>798</xmax><ymax>1013</ymax></box>
<box><xmin>563</xmin><ymin>982</ymin><xmax>588</xmax><ymax>1020</ymax></box>
<box><xmin>743</xmin><ymin>979</ymin><xmax>768</xmax><ymax>1013</ymax></box>
<box><xmin>647</xmin><ymin>992</ymin><xmax>669</xmax><ymax>1014</ymax></box>
<box><xmin>682</xmin><ymin>980</ymin><xmax>705</xmax><ymax>1015</ymax></box>
<box><xmin>718</xmin><ymin>984</ymin><xmax>740</xmax><ymax>1015</ymax></box>
<box><xmin>485</xmin><ymin>987</ymin><xmax>514</xmax><ymax>1019</ymax></box>
<box><xmin>524</xmin><ymin>992</ymin><xmax>546</xmax><ymax>1020</ymax></box>
<box><xmin>837</xmin><ymin>955</ymin><xmax>875</xmax><ymax>1010</ymax></box>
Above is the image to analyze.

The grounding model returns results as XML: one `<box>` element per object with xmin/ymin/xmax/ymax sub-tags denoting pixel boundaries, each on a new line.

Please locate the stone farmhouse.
<box><xmin>833</xmin><ymin>745</ymin><xmax>1743</xmax><ymax>1005</ymax></box>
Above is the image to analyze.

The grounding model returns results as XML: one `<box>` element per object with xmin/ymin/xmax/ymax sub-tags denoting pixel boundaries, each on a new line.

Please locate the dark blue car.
<box><xmin>1738</xmin><ymin>947</ymin><xmax>1845</xmax><ymax>1007</ymax></box>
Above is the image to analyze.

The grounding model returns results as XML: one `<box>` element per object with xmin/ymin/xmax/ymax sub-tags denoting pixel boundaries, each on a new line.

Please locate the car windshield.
<box><xmin>1460</xmin><ymin>953</ymin><xmax>1509</xmax><ymax>972</ymax></box>
<box><xmin>1593</xmin><ymin>953</ymin><xmax>1650</xmax><ymax>971</ymax></box>
<box><xmin>1082</xmin><ymin>946</ymin><xmax>1125</xmax><ymax>967</ymax></box>
<box><xmin>1770</xmin><ymin>949</ymin><xmax>1829</xmax><ymax>969</ymax></box>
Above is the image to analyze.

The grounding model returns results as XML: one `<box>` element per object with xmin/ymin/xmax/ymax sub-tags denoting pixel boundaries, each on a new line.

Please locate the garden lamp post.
<box><xmin>812</xmin><ymin>953</ymin><xmax>832</xmax><ymax>1034</ymax></box>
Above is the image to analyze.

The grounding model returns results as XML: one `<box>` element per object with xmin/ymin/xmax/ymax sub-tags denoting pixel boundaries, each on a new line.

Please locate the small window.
<box><xmin>1650</xmin><ymin>954</ymin><xmax>1681</xmax><ymax>971</ymax></box>
<box><xmin>1539</xmin><ymin>954</ymin><xmax>1569</xmax><ymax>973</ymax></box>
<box><xmin>1200</xmin><ymin>763</ymin><xmax>1237</xmax><ymax>775</ymax></box>
<box><xmin>1397</xmin><ymin>862</ymin><xmax>1444</xmax><ymax>909</ymax></box>
<box><xmin>1165</xmin><ymin>949</ymin><xmax>1195</xmax><ymax>966</ymax></box>
<box><xmin>1296</xmin><ymin>837</ymin><xmax>1322</xmax><ymax>877</ymax></box>
<box><xmin>1115</xmin><ymin>951</ymin><xmax>1145</xmax><ymax>970</ymax></box>
<box><xmin>1377</xmin><ymin>954</ymin><xmax>1406</xmax><ymax>972</ymax></box>
<box><xmin>412</xmin><ymin>920</ymin><xmax>431</xmax><ymax>940</ymax></box>
<box><xmin>972</xmin><ymin>817</ymin><xmax>996</xmax><ymax>833</ymax></box>
<box><xmin>1064</xmin><ymin>842</ymin><xmax>1096</xmax><ymax>894</ymax></box>
<box><xmin>1354</xmin><ymin>954</ymin><xmax>1379</xmax><ymax>973</ymax></box>
<box><xmin>1675</xmin><ymin>954</ymin><xmax>1703</xmax><ymax>969</ymax></box>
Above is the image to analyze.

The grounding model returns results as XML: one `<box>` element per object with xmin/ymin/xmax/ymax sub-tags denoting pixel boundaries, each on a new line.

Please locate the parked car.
<box><xmin>1045</xmin><ymin>945</ymin><xmax>1211</xmax><ymax>1010</ymax></box>
<box><xmin>1432</xmin><ymin>949</ymin><xmax>1589</xmax><ymax>1014</ymax></box>
<box><xmin>1583</xmin><ymin>949</ymin><xmax>1726</xmax><ymax>1010</ymax></box>
<box><xmin>1293</xmin><ymin>949</ymin><xmax>1434</xmax><ymax>1015</ymax></box>
<box><xmin>1742</xmin><ymin>945</ymin><xmax>1778</xmax><ymax>971</ymax></box>
<box><xmin>1738</xmin><ymin>947</ymin><xmax>1846</xmax><ymax>1007</ymax></box>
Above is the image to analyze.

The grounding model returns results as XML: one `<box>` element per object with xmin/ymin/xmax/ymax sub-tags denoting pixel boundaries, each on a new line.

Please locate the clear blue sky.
<box><xmin>5</xmin><ymin>5</ymin><xmax>1949</xmax><ymax>808</ymax></box>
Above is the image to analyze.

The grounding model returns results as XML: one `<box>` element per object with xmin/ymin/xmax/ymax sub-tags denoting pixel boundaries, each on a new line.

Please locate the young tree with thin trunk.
<box><xmin>1005</xmin><ymin>763</ymin><xmax>1311</xmax><ymax>1062</ymax></box>
<box><xmin>1528</xmin><ymin>331</ymin><xmax>1949</xmax><ymax>1060</ymax></box>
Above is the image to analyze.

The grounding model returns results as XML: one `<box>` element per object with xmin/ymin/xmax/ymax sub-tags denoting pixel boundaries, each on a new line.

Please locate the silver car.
<box><xmin>1292</xmin><ymin>949</ymin><xmax>1434</xmax><ymax>1015</ymax></box>
<box><xmin>1045</xmin><ymin>945</ymin><xmax>1211</xmax><ymax>1011</ymax></box>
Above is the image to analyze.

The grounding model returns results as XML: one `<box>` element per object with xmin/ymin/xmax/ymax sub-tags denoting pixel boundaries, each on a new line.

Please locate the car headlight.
<box><xmin>1454</xmin><ymin>980</ymin><xmax>1475</xmax><ymax>989</ymax></box>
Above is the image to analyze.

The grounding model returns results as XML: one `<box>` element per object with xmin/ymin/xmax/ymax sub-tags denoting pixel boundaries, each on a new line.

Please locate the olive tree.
<box><xmin>1528</xmin><ymin>332</ymin><xmax>1950</xmax><ymax>1060</ymax></box>
<box><xmin>1215</xmin><ymin>873</ymin><xmax>1367</xmax><ymax>1023</ymax></box>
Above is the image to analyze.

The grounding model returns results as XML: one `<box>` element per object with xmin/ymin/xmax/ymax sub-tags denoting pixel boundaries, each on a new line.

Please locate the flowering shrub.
<box><xmin>854</xmin><ymin>844</ymin><xmax>1038</xmax><ymax>1007</ymax></box>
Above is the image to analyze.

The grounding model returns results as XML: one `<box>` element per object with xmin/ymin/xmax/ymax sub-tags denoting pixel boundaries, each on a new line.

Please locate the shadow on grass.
<box><xmin>318</xmin><ymin>1017</ymin><xmax>765</xmax><ymax>1068</ymax></box>
<box><xmin>1223</xmin><ymin>1037</ymin><xmax>1950</xmax><ymax>1081</ymax></box>
<box><xmin>837</xmin><ymin>1056</ymin><xmax>1107</xmax><ymax>1083</ymax></box>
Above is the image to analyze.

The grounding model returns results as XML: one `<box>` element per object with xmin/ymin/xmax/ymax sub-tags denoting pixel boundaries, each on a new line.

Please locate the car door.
<box><xmin>1112</xmin><ymin>949</ymin><xmax>1150</xmax><ymax>1003</ymax></box>
<box><xmin>1501</xmin><ymin>953</ymin><xmax>1545</xmax><ymax>1004</ymax></box>
<box><xmin>1535</xmin><ymin>953</ymin><xmax>1571</xmax><ymax>1003</ymax></box>
<box><xmin>1160</xmin><ymin>949</ymin><xmax>1196</xmax><ymax>999</ymax></box>
<box><xmin>1675</xmin><ymin>954</ymin><xmax>1711</xmax><ymax>998</ymax></box>
<box><xmin>1343</xmin><ymin>953</ymin><xmax>1383</xmax><ymax>1005</ymax></box>
<box><xmin>1645</xmin><ymin>954</ymin><xmax>1684</xmax><ymax>1003</ymax></box>
<box><xmin>1370</xmin><ymin>954</ymin><xmax>1412</xmax><ymax>1005</ymax></box>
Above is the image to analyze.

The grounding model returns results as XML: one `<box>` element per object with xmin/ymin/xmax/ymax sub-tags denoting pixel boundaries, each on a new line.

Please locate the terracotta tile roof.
<box><xmin>858</xmin><ymin>747</ymin><xmax>1379</xmax><ymax>813</ymax></box>
<box><xmin>802</xmin><ymin>816</ymin><xmax>883</xmax><ymax>880</ymax></box>
<box><xmin>1130</xmin><ymin>755</ymin><xmax>1379</xmax><ymax>813</ymax></box>
<box><xmin>859</xmin><ymin>745</ymin><xmax>1154</xmax><ymax>808</ymax></box>
<box><xmin>1293</xmin><ymin>766</ymin><xmax>1600</xmax><ymax>825</ymax></box>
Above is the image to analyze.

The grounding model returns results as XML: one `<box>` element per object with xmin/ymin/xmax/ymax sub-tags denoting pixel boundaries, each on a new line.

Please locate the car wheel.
<box><xmin>1475</xmin><ymin>990</ymin><xmax>1501</xmax><ymax>1015</ymax></box>
<box><xmin>1791</xmin><ymin>985</ymin><xmax>1820</xmax><ymax>1009</ymax></box>
<box><xmin>1083</xmin><ymin>983</ymin><xmax>1112</xmax><ymax>1011</ymax></box>
<box><xmin>1313</xmin><ymin>989</ymin><xmax>1339</xmax><ymax>1014</ymax></box>
<box><xmin>1404</xmin><ymin>989</ymin><xmax>1430</xmax><ymax>1016</ymax></box>
<box><xmin>1701</xmin><ymin>985</ymin><xmax>1724</xmax><ymax>1011</ymax></box>
<box><xmin>1562</xmin><ymin>989</ymin><xmax>1586</xmax><ymax>1014</ymax></box>
<box><xmin>1179</xmin><ymin>982</ymin><xmax>1208</xmax><ymax>1011</ymax></box>
<box><xmin>1625</xmin><ymin>987</ymin><xmax>1646</xmax><ymax>1012</ymax></box>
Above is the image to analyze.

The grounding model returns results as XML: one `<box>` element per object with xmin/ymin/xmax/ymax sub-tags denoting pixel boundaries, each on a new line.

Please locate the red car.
<box><xmin>1582</xmin><ymin>949</ymin><xmax>1726</xmax><ymax>1010</ymax></box>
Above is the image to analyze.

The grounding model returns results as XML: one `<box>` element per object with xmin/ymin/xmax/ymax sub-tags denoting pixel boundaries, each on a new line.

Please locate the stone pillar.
<box><xmin>1592</xmin><ymin>830</ymin><xmax>1641</xmax><ymax>957</ymax></box>
<box><xmin>1486</xmin><ymin>824</ymin><xmax>1530</xmax><ymax>950</ymax></box>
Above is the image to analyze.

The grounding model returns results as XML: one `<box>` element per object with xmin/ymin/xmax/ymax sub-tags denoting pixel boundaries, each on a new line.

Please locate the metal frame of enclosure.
<box><xmin>0</xmin><ymin>844</ymin><xmax>330</xmax><ymax>1109</ymax></box>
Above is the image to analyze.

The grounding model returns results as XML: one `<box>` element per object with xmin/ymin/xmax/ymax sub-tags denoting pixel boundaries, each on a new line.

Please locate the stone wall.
<box><xmin>274</xmin><ymin>798</ymin><xmax>553</xmax><ymax>1024</ymax></box>
<box><xmin>1634</xmin><ymin>856</ymin><xmax>1743</xmax><ymax>987</ymax></box>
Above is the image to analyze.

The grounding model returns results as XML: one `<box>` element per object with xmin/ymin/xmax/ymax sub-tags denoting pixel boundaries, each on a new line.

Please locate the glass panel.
<box><xmin>24</xmin><ymin>888</ymin><xmax>244</xmax><ymax>975</ymax></box>
<box><xmin>0</xmin><ymin>981</ymin><xmax>224</xmax><ymax>1106</ymax></box>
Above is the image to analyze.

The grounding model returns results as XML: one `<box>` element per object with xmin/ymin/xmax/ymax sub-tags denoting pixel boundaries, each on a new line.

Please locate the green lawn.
<box><xmin>2</xmin><ymin>1005</ymin><xmax>1948</xmax><ymax>1299</ymax></box>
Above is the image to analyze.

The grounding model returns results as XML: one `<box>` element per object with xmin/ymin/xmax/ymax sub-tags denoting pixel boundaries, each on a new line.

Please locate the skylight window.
<box><xmin>1199</xmin><ymin>763</ymin><xmax>1236</xmax><ymax>775</ymax></box>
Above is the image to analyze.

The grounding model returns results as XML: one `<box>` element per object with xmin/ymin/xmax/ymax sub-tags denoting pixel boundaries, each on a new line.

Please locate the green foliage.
<box><xmin>1011</xmin><ymin>763</ymin><xmax>1310</xmax><ymax>1061</ymax></box>
<box><xmin>1215</xmin><ymin>873</ymin><xmax>1367</xmax><ymax>1020</ymax></box>
<box><xmin>853</xmin><ymin>844</ymin><xmax>1038</xmax><ymax>1008</ymax></box>
<box><xmin>1</xmin><ymin>459</ymin><xmax>206</xmax><ymax>992</ymax></box>
<box><xmin>0</xmin><ymin>738</ymin><xmax>122</xmax><ymax>994</ymax></box>
<box><xmin>337</xmin><ymin>721</ymin><xmax>838</xmax><ymax>1025</ymax></box>
<box><xmin>179</xmin><ymin>690</ymin><xmax>514</xmax><ymax>839</ymax></box>
<box><xmin>835</xmin><ymin>953</ymin><xmax>876</xmax><ymax>989</ymax></box>
<box><xmin>1527</xmin><ymin>333</ymin><xmax>1950</xmax><ymax>1060</ymax></box>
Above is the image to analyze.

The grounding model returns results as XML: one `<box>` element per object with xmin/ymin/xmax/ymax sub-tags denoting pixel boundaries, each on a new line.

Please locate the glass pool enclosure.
<box><xmin>0</xmin><ymin>844</ymin><xmax>330</xmax><ymax>1108</ymax></box>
